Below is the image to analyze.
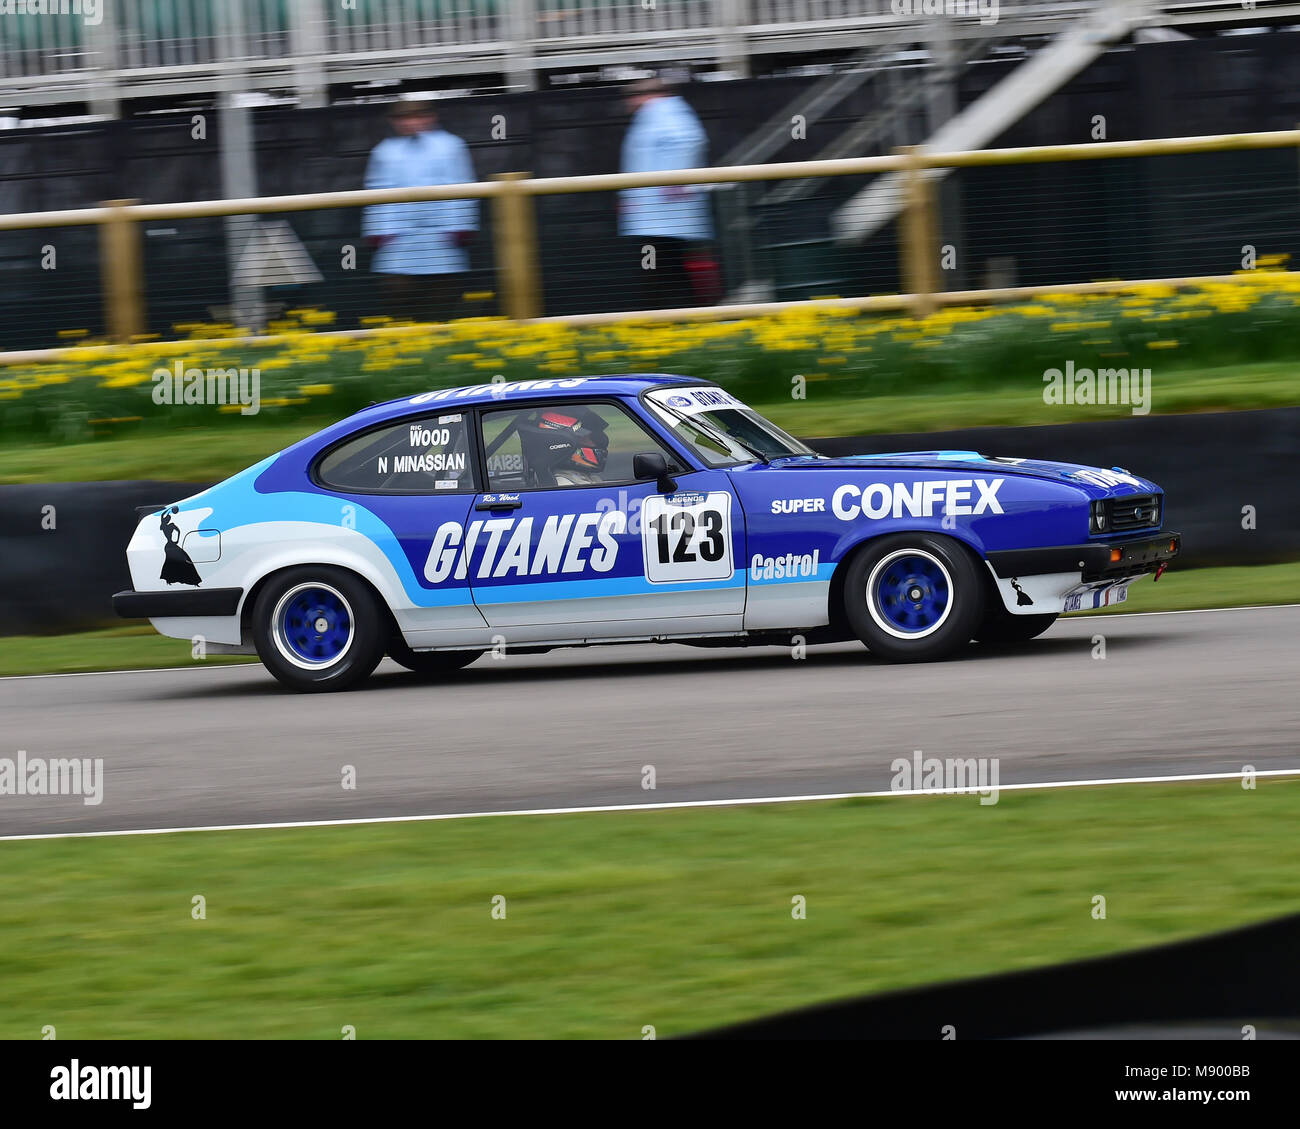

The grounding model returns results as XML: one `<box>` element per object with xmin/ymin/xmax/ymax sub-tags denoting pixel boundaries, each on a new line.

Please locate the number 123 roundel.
<box><xmin>643</xmin><ymin>491</ymin><xmax>732</xmax><ymax>583</ymax></box>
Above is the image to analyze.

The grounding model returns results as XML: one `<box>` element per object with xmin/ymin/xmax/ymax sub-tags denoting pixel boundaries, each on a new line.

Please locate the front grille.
<box><xmin>1107</xmin><ymin>493</ymin><xmax>1161</xmax><ymax>532</ymax></box>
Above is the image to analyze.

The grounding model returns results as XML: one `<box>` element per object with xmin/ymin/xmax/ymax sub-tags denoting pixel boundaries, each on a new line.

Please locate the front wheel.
<box><xmin>252</xmin><ymin>567</ymin><xmax>386</xmax><ymax>692</ymax></box>
<box><xmin>842</xmin><ymin>534</ymin><xmax>984</xmax><ymax>663</ymax></box>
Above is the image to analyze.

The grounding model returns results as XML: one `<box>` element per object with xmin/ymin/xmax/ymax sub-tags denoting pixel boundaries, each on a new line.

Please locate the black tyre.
<box><xmin>842</xmin><ymin>533</ymin><xmax>984</xmax><ymax>663</ymax></box>
<box><xmin>388</xmin><ymin>635</ymin><xmax>482</xmax><ymax>676</ymax></box>
<box><xmin>251</xmin><ymin>566</ymin><xmax>386</xmax><ymax>692</ymax></box>
<box><xmin>973</xmin><ymin>604</ymin><xmax>1058</xmax><ymax>645</ymax></box>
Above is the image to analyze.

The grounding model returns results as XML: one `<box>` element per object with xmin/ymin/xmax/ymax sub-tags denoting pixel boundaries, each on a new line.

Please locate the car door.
<box><xmin>466</xmin><ymin>399</ymin><xmax>746</xmax><ymax>640</ymax></box>
<box><xmin>314</xmin><ymin>408</ymin><xmax>489</xmax><ymax>647</ymax></box>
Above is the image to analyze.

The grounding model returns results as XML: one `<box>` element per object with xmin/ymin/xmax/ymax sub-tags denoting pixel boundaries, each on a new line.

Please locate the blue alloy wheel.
<box><xmin>272</xmin><ymin>583</ymin><xmax>355</xmax><ymax>668</ymax></box>
<box><xmin>867</xmin><ymin>549</ymin><xmax>953</xmax><ymax>638</ymax></box>
<box><xmin>842</xmin><ymin>534</ymin><xmax>983</xmax><ymax>662</ymax></box>
<box><xmin>252</xmin><ymin>566</ymin><xmax>387</xmax><ymax>692</ymax></box>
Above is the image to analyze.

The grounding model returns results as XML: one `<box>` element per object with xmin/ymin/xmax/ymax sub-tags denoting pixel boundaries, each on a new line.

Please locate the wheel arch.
<box><xmin>826</xmin><ymin>527</ymin><xmax>989</xmax><ymax>631</ymax></box>
<box><xmin>239</xmin><ymin>562</ymin><xmax>402</xmax><ymax>647</ymax></box>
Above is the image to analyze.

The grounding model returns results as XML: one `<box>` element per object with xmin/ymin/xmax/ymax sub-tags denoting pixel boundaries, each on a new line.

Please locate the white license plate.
<box><xmin>1064</xmin><ymin>580</ymin><xmax>1131</xmax><ymax>614</ymax></box>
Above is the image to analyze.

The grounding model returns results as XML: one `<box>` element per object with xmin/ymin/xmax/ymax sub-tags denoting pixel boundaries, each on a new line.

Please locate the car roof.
<box><xmin>354</xmin><ymin>373</ymin><xmax>704</xmax><ymax>425</ymax></box>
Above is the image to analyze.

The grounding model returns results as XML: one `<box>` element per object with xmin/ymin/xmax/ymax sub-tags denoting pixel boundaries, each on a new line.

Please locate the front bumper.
<box><xmin>987</xmin><ymin>532</ymin><xmax>1181</xmax><ymax>584</ymax></box>
<box><xmin>113</xmin><ymin>587</ymin><xmax>243</xmax><ymax>619</ymax></box>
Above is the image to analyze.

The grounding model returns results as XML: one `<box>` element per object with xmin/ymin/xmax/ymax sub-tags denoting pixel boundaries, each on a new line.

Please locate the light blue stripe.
<box><xmin>179</xmin><ymin>468</ymin><xmax>839</xmax><ymax>611</ymax></box>
<box><xmin>471</xmin><ymin>572</ymin><xmax>744</xmax><ymax>604</ymax></box>
<box><xmin>181</xmin><ymin>479</ymin><xmax>469</xmax><ymax>609</ymax></box>
<box><xmin>472</xmin><ymin>564</ymin><xmax>834</xmax><ymax>604</ymax></box>
<box><xmin>745</xmin><ymin>563</ymin><xmax>836</xmax><ymax>586</ymax></box>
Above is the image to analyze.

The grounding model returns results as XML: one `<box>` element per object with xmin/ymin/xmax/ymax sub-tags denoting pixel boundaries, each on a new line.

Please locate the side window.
<box><xmin>480</xmin><ymin>402</ymin><xmax>678</xmax><ymax>490</ymax></box>
<box><xmin>316</xmin><ymin>412</ymin><xmax>476</xmax><ymax>494</ymax></box>
<box><xmin>482</xmin><ymin>414</ymin><xmax>528</xmax><ymax>489</ymax></box>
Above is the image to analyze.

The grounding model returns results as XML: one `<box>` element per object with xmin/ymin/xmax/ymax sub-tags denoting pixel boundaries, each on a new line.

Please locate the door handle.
<box><xmin>475</xmin><ymin>496</ymin><xmax>522</xmax><ymax>511</ymax></box>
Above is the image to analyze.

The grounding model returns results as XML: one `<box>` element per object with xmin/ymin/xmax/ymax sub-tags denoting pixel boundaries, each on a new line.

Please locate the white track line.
<box><xmin>4</xmin><ymin>603</ymin><xmax>1299</xmax><ymax>682</ymax></box>
<box><xmin>0</xmin><ymin>663</ymin><xmax>254</xmax><ymax>681</ymax></box>
<box><xmin>1065</xmin><ymin>602</ymin><xmax>1300</xmax><ymax>619</ymax></box>
<box><xmin>2</xmin><ymin>768</ymin><xmax>1297</xmax><ymax>843</ymax></box>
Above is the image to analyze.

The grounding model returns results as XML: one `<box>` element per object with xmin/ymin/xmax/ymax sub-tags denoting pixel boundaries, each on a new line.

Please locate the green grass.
<box><xmin>0</xmin><ymin>360</ymin><xmax>1296</xmax><ymax>484</ymax></box>
<box><xmin>0</xmin><ymin>624</ymin><xmax>255</xmax><ymax>676</ymax></box>
<box><xmin>1067</xmin><ymin>559</ymin><xmax>1300</xmax><ymax>616</ymax></box>
<box><xmin>3</xmin><ymin>561</ymin><xmax>1296</xmax><ymax>677</ymax></box>
<box><xmin>0</xmin><ymin>419</ymin><xmax>323</xmax><ymax>486</ymax></box>
<box><xmin>1</xmin><ymin>780</ymin><xmax>1296</xmax><ymax>1038</ymax></box>
<box><xmin>782</xmin><ymin>361</ymin><xmax>1300</xmax><ymax>437</ymax></box>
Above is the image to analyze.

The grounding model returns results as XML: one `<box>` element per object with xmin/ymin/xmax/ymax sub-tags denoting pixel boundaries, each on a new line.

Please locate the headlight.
<box><xmin>1090</xmin><ymin>500</ymin><xmax>1107</xmax><ymax>533</ymax></box>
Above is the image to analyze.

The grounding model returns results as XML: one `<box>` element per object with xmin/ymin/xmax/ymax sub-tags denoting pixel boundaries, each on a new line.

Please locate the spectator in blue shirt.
<box><xmin>363</xmin><ymin>98</ymin><xmax>479</xmax><ymax>322</ymax></box>
<box><xmin>619</xmin><ymin>78</ymin><xmax>720</xmax><ymax>310</ymax></box>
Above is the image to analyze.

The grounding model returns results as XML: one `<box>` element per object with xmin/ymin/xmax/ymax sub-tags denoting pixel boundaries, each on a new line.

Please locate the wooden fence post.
<box><xmin>99</xmin><ymin>199</ymin><xmax>145</xmax><ymax>341</ymax></box>
<box><xmin>492</xmin><ymin>173</ymin><xmax>541</xmax><ymax>320</ymax></box>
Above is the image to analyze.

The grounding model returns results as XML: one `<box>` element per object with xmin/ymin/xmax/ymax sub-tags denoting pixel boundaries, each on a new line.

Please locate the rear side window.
<box><xmin>316</xmin><ymin>412</ymin><xmax>476</xmax><ymax>494</ymax></box>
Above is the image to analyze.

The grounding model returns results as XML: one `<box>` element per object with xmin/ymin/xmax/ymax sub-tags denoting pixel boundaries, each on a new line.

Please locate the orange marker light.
<box><xmin>1110</xmin><ymin>548</ymin><xmax>1123</xmax><ymax>563</ymax></box>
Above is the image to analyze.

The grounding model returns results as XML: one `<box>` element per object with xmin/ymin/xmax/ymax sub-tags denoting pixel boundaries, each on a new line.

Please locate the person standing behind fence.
<box><xmin>618</xmin><ymin>78</ymin><xmax>721</xmax><ymax>310</ymax></box>
<box><xmin>363</xmin><ymin>97</ymin><xmax>479</xmax><ymax>323</ymax></box>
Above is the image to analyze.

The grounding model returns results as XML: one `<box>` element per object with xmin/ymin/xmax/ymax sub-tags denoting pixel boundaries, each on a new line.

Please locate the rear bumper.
<box><xmin>113</xmin><ymin>587</ymin><xmax>243</xmax><ymax>619</ymax></box>
<box><xmin>987</xmin><ymin>532</ymin><xmax>1181</xmax><ymax>584</ymax></box>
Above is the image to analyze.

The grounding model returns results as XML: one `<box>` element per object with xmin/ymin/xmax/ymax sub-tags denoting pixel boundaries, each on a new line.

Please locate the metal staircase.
<box><xmin>831</xmin><ymin>0</ymin><xmax>1159</xmax><ymax>244</ymax></box>
<box><xmin>762</xmin><ymin>38</ymin><xmax>995</xmax><ymax>207</ymax></box>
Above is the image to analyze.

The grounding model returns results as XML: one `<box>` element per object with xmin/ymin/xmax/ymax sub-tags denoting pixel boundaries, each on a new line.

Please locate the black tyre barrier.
<box><xmin>0</xmin><ymin>407</ymin><xmax>1295</xmax><ymax>636</ymax></box>
<box><xmin>0</xmin><ymin>480</ymin><xmax>201</xmax><ymax>635</ymax></box>
<box><xmin>811</xmin><ymin>406</ymin><xmax>1300</xmax><ymax>570</ymax></box>
<box><xmin>688</xmin><ymin>910</ymin><xmax>1300</xmax><ymax>1039</ymax></box>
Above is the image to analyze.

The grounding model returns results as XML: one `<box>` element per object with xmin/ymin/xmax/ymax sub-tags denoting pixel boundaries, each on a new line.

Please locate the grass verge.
<box><xmin>0</xmin><ymin>360</ymin><xmax>1296</xmax><ymax>484</ymax></box>
<box><xmin>3</xmin><ymin>561</ymin><xmax>1297</xmax><ymax>677</ymax></box>
<box><xmin>0</xmin><ymin>780</ymin><xmax>1296</xmax><ymax>1038</ymax></box>
<box><xmin>0</xmin><ymin>624</ymin><xmax>256</xmax><ymax>677</ymax></box>
<box><xmin>1067</xmin><ymin>559</ymin><xmax>1300</xmax><ymax>616</ymax></box>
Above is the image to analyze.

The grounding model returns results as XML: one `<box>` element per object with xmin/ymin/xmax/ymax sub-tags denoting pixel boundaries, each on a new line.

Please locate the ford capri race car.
<box><xmin>113</xmin><ymin>375</ymin><xmax>1181</xmax><ymax>692</ymax></box>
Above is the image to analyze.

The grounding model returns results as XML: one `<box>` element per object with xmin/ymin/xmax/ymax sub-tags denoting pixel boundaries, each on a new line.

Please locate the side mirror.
<box><xmin>633</xmin><ymin>452</ymin><xmax>677</xmax><ymax>494</ymax></box>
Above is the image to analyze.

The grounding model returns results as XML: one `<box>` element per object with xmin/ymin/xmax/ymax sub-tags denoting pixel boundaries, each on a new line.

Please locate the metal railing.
<box><xmin>1</xmin><ymin>126</ymin><xmax>1298</xmax><ymax>362</ymax></box>
<box><xmin>2</xmin><ymin>1</ymin><xmax>1290</xmax><ymax>108</ymax></box>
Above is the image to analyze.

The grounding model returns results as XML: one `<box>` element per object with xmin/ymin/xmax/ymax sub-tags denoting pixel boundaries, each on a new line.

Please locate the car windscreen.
<box><xmin>644</xmin><ymin>386</ymin><xmax>816</xmax><ymax>468</ymax></box>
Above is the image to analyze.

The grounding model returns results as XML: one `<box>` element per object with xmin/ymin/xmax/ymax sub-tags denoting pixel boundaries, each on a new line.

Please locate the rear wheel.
<box><xmin>252</xmin><ymin>567</ymin><xmax>386</xmax><ymax>692</ymax></box>
<box><xmin>388</xmin><ymin>635</ymin><xmax>482</xmax><ymax>676</ymax></box>
<box><xmin>842</xmin><ymin>534</ymin><xmax>984</xmax><ymax>663</ymax></box>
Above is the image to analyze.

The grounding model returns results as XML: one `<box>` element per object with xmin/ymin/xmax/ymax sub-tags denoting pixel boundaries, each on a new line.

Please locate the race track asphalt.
<box><xmin>1</xmin><ymin>606</ymin><xmax>1297</xmax><ymax>837</ymax></box>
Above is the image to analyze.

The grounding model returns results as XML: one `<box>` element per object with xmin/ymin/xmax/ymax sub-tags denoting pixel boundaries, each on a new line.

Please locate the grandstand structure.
<box><xmin>3</xmin><ymin>1</ymin><xmax>1298</xmax><ymax>346</ymax></box>
<box><xmin>2</xmin><ymin>1</ymin><xmax>1297</xmax><ymax>116</ymax></box>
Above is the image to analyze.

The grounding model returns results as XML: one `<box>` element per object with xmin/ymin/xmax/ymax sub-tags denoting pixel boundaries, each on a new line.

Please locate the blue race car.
<box><xmin>113</xmin><ymin>375</ymin><xmax>1181</xmax><ymax>691</ymax></box>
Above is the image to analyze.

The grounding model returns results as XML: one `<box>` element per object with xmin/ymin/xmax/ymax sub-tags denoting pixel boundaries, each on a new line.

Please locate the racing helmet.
<box><xmin>519</xmin><ymin>409</ymin><xmax>609</xmax><ymax>484</ymax></box>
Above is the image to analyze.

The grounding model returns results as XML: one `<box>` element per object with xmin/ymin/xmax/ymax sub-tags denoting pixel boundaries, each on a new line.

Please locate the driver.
<box><xmin>518</xmin><ymin>409</ymin><xmax>610</xmax><ymax>487</ymax></box>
